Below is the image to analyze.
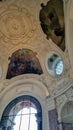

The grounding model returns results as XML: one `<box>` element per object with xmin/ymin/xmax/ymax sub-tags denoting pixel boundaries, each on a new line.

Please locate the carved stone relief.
<box><xmin>0</xmin><ymin>5</ymin><xmax>36</xmax><ymax>45</ymax></box>
<box><xmin>0</xmin><ymin>0</ymin><xmax>71</xmax><ymax>99</ymax></box>
<box><xmin>52</xmin><ymin>78</ymin><xmax>73</xmax><ymax>96</ymax></box>
<box><xmin>39</xmin><ymin>0</ymin><xmax>65</xmax><ymax>51</ymax></box>
<box><xmin>65</xmin><ymin>86</ymin><xmax>73</xmax><ymax>99</ymax></box>
<box><xmin>56</xmin><ymin>95</ymin><xmax>67</xmax><ymax>109</ymax></box>
<box><xmin>55</xmin><ymin>84</ymin><xmax>73</xmax><ymax>122</ymax></box>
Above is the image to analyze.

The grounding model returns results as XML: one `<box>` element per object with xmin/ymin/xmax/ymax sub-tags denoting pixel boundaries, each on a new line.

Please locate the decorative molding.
<box><xmin>0</xmin><ymin>75</ymin><xmax>49</xmax><ymax>100</ymax></box>
<box><xmin>55</xmin><ymin>84</ymin><xmax>73</xmax><ymax>122</ymax></box>
<box><xmin>0</xmin><ymin>5</ymin><xmax>37</xmax><ymax>46</ymax></box>
<box><xmin>55</xmin><ymin>94</ymin><xmax>67</xmax><ymax>122</ymax></box>
<box><xmin>0</xmin><ymin>0</ymin><xmax>72</xmax><ymax>101</ymax></box>
<box><xmin>46</xmin><ymin>98</ymin><xmax>55</xmax><ymax>110</ymax></box>
<box><xmin>52</xmin><ymin>78</ymin><xmax>72</xmax><ymax>95</ymax></box>
<box><xmin>56</xmin><ymin>94</ymin><xmax>67</xmax><ymax>109</ymax></box>
<box><xmin>65</xmin><ymin>86</ymin><xmax>73</xmax><ymax>99</ymax></box>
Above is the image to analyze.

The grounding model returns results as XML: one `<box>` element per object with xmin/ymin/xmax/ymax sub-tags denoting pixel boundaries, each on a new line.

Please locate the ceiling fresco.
<box><xmin>39</xmin><ymin>0</ymin><xmax>65</xmax><ymax>51</ymax></box>
<box><xmin>6</xmin><ymin>49</ymin><xmax>43</xmax><ymax>79</ymax></box>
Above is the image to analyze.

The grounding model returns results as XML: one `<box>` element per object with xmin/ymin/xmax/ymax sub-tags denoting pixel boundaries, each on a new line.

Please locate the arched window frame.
<box><xmin>1</xmin><ymin>95</ymin><xmax>42</xmax><ymax>130</ymax></box>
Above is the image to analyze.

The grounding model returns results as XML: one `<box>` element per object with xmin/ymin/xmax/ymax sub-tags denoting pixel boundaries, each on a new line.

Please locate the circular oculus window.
<box><xmin>47</xmin><ymin>53</ymin><xmax>63</xmax><ymax>76</ymax></box>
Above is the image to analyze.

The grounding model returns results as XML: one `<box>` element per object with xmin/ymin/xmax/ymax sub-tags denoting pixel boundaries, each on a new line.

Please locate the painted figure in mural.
<box><xmin>39</xmin><ymin>0</ymin><xmax>65</xmax><ymax>51</ymax></box>
<box><xmin>6</xmin><ymin>49</ymin><xmax>43</xmax><ymax>79</ymax></box>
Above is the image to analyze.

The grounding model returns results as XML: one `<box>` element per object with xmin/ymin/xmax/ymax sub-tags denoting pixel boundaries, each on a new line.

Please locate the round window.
<box><xmin>46</xmin><ymin>53</ymin><xmax>63</xmax><ymax>76</ymax></box>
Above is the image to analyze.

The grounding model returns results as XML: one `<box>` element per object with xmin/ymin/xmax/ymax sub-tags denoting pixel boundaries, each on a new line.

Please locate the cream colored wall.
<box><xmin>0</xmin><ymin>0</ymin><xmax>73</xmax><ymax>130</ymax></box>
<box><xmin>0</xmin><ymin>0</ymin><xmax>71</xmax><ymax>95</ymax></box>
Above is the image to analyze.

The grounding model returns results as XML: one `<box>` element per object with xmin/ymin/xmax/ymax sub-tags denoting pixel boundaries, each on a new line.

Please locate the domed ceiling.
<box><xmin>0</xmin><ymin>0</ymin><xmax>72</xmax><ymax>97</ymax></box>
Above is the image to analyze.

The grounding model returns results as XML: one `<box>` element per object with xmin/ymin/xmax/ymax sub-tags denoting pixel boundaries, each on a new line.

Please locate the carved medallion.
<box><xmin>0</xmin><ymin>6</ymin><xmax>36</xmax><ymax>45</ymax></box>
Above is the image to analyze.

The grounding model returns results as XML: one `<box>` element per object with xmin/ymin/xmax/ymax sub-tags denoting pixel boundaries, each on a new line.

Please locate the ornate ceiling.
<box><xmin>0</xmin><ymin>0</ymin><xmax>72</xmax><ymax>98</ymax></box>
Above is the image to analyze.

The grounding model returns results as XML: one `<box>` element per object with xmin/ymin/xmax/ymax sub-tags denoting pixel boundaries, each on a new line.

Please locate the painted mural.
<box><xmin>6</xmin><ymin>49</ymin><xmax>43</xmax><ymax>79</ymax></box>
<box><xmin>39</xmin><ymin>0</ymin><xmax>65</xmax><ymax>51</ymax></box>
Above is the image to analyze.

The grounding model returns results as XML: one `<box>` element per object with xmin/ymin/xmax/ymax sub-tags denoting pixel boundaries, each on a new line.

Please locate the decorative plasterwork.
<box><xmin>0</xmin><ymin>0</ymin><xmax>72</xmax><ymax>99</ymax></box>
<box><xmin>55</xmin><ymin>84</ymin><xmax>73</xmax><ymax>122</ymax></box>
<box><xmin>55</xmin><ymin>94</ymin><xmax>67</xmax><ymax>122</ymax></box>
<box><xmin>0</xmin><ymin>5</ymin><xmax>36</xmax><ymax>45</ymax></box>
<box><xmin>51</xmin><ymin>78</ymin><xmax>73</xmax><ymax>96</ymax></box>
<box><xmin>0</xmin><ymin>73</ymin><xmax>72</xmax><ymax>100</ymax></box>
<box><xmin>0</xmin><ymin>75</ymin><xmax>49</xmax><ymax>99</ymax></box>
<box><xmin>65</xmin><ymin>86</ymin><xmax>73</xmax><ymax>100</ymax></box>
<box><xmin>0</xmin><ymin>76</ymin><xmax>49</xmax><ymax>119</ymax></box>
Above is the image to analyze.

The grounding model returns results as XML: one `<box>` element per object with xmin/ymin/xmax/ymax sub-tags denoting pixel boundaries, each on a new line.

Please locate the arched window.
<box><xmin>1</xmin><ymin>95</ymin><xmax>42</xmax><ymax>130</ymax></box>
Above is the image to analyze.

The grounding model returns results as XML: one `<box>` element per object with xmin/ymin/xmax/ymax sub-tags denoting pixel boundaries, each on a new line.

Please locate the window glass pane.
<box><xmin>13</xmin><ymin>107</ymin><xmax>37</xmax><ymax>130</ymax></box>
<box><xmin>55</xmin><ymin>60</ymin><xmax>63</xmax><ymax>75</ymax></box>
